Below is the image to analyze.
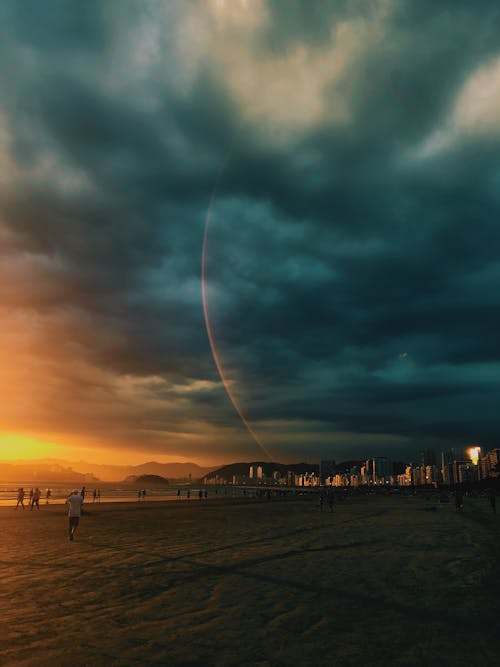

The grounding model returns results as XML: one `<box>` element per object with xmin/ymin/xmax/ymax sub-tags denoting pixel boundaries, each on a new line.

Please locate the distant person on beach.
<box><xmin>31</xmin><ymin>487</ymin><xmax>41</xmax><ymax>510</ymax></box>
<box><xmin>187</xmin><ymin>489</ymin><xmax>191</xmax><ymax>500</ymax></box>
<box><xmin>142</xmin><ymin>489</ymin><xmax>146</xmax><ymax>500</ymax></box>
<box><xmin>327</xmin><ymin>490</ymin><xmax>335</xmax><ymax>512</ymax></box>
<box><xmin>455</xmin><ymin>488</ymin><xmax>464</xmax><ymax>512</ymax></box>
<box><xmin>16</xmin><ymin>488</ymin><xmax>25</xmax><ymax>510</ymax></box>
<box><xmin>198</xmin><ymin>490</ymin><xmax>203</xmax><ymax>501</ymax></box>
<box><xmin>177</xmin><ymin>489</ymin><xmax>181</xmax><ymax>499</ymax></box>
<box><xmin>93</xmin><ymin>489</ymin><xmax>97</xmax><ymax>503</ymax></box>
<box><xmin>46</xmin><ymin>488</ymin><xmax>51</xmax><ymax>504</ymax></box>
<box><xmin>319</xmin><ymin>491</ymin><xmax>325</xmax><ymax>512</ymax></box>
<box><xmin>79</xmin><ymin>486</ymin><xmax>87</xmax><ymax>515</ymax></box>
<box><xmin>66</xmin><ymin>489</ymin><xmax>83</xmax><ymax>541</ymax></box>
<box><xmin>486</xmin><ymin>488</ymin><xmax>496</xmax><ymax>514</ymax></box>
<box><xmin>204</xmin><ymin>490</ymin><xmax>208</xmax><ymax>499</ymax></box>
<box><xmin>138</xmin><ymin>490</ymin><xmax>142</xmax><ymax>501</ymax></box>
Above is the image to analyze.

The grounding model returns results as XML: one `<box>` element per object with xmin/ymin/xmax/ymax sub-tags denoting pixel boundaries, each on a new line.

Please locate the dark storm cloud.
<box><xmin>1</xmin><ymin>0</ymin><xmax>500</xmax><ymax>461</ymax></box>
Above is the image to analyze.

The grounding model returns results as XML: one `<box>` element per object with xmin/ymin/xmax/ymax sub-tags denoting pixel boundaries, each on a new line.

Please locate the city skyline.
<box><xmin>2</xmin><ymin>2</ymin><xmax>500</xmax><ymax>465</ymax></box>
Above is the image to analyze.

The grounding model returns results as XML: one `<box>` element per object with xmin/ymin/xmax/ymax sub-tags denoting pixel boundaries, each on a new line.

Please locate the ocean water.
<box><xmin>0</xmin><ymin>481</ymin><xmax>303</xmax><ymax>507</ymax></box>
<box><xmin>0</xmin><ymin>481</ymin><xmax>231</xmax><ymax>507</ymax></box>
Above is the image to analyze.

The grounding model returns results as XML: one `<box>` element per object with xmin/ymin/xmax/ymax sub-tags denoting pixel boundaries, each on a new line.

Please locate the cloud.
<box><xmin>1</xmin><ymin>1</ymin><xmax>500</xmax><ymax>464</ymax></box>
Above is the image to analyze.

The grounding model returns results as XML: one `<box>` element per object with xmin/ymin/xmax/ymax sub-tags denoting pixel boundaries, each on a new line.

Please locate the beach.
<box><xmin>1</xmin><ymin>494</ymin><xmax>499</xmax><ymax>666</ymax></box>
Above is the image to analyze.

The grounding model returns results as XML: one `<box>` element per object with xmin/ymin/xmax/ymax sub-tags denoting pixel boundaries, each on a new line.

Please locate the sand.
<box><xmin>0</xmin><ymin>493</ymin><xmax>499</xmax><ymax>666</ymax></box>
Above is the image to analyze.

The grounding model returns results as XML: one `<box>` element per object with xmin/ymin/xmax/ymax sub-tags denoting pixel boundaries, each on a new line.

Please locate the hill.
<box><xmin>125</xmin><ymin>474</ymin><xmax>169</xmax><ymax>485</ymax></box>
<box><xmin>0</xmin><ymin>462</ymin><xmax>98</xmax><ymax>483</ymax></box>
<box><xmin>203</xmin><ymin>461</ymin><xmax>320</xmax><ymax>482</ymax></box>
<box><xmin>203</xmin><ymin>460</ymin><xmax>367</xmax><ymax>483</ymax></box>
<box><xmin>0</xmin><ymin>458</ymin><xmax>217</xmax><ymax>482</ymax></box>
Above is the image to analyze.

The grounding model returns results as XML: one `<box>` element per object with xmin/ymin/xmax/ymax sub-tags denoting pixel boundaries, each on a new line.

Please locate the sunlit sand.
<box><xmin>0</xmin><ymin>494</ymin><xmax>498</xmax><ymax>666</ymax></box>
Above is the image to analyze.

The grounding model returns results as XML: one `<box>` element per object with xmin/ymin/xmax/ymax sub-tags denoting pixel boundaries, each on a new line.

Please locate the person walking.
<box><xmin>455</xmin><ymin>488</ymin><xmax>464</xmax><ymax>512</ymax></box>
<box><xmin>31</xmin><ymin>487</ymin><xmax>41</xmax><ymax>510</ymax></box>
<box><xmin>66</xmin><ymin>489</ymin><xmax>83</xmax><ymax>541</ymax></box>
<box><xmin>327</xmin><ymin>489</ymin><xmax>335</xmax><ymax>513</ymax></box>
<box><xmin>93</xmin><ymin>489</ymin><xmax>97</xmax><ymax>503</ymax></box>
<box><xmin>16</xmin><ymin>488</ymin><xmax>25</xmax><ymax>510</ymax></box>
<box><xmin>79</xmin><ymin>486</ymin><xmax>87</xmax><ymax>515</ymax></box>
<box><xmin>319</xmin><ymin>490</ymin><xmax>325</xmax><ymax>512</ymax></box>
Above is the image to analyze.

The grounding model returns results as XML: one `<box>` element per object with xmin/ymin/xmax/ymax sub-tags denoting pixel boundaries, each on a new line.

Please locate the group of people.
<box><xmin>15</xmin><ymin>487</ymin><xmax>49</xmax><ymax>509</ymax></box>
<box><xmin>174</xmin><ymin>489</ymin><xmax>208</xmax><ymax>500</ymax></box>
<box><xmin>15</xmin><ymin>485</ymin><xmax>100</xmax><ymax>509</ymax></box>
<box><xmin>15</xmin><ymin>485</ymin><xmax>86</xmax><ymax>540</ymax></box>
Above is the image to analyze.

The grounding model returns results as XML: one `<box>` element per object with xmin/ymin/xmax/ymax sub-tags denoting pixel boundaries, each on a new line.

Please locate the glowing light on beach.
<box><xmin>467</xmin><ymin>446</ymin><xmax>481</xmax><ymax>465</ymax></box>
<box><xmin>202</xmin><ymin>157</ymin><xmax>273</xmax><ymax>461</ymax></box>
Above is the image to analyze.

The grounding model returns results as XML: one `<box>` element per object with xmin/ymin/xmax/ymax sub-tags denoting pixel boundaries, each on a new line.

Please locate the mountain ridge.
<box><xmin>0</xmin><ymin>458</ymin><xmax>218</xmax><ymax>482</ymax></box>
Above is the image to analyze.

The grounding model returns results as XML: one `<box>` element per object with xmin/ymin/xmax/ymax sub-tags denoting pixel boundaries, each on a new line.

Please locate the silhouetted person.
<box><xmin>138</xmin><ymin>490</ymin><xmax>142</xmax><ymax>501</ymax></box>
<box><xmin>31</xmin><ymin>487</ymin><xmax>41</xmax><ymax>510</ymax></box>
<box><xmin>80</xmin><ymin>486</ymin><xmax>87</xmax><ymax>515</ymax></box>
<box><xmin>66</xmin><ymin>489</ymin><xmax>83</xmax><ymax>541</ymax></box>
<box><xmin>93</xmin><ymin>489</ymin><xmax>97</xmax><ymax>503</ymax></box>
<box><xmin>487</xmin><ymin>488</ymin><xmax>496</xmax><ymax>514</ymax></box>
<box><xmin>327</xmin><ymin>490</ymin><xmax>335</xmax><ymax>512</ymax></box>
<box><xmin>187</xmin><ymin>489</ymin><xmax>191</xmax><ymax>500</ymax></box>
<box><xmin>455</xmin><ymin>488</ymin><xmax>464</xmax><ymax>512</ymax></box>
<box><xmin>46</xmin><ymin>488</ymin><xmax>51</xmax><ymax>504</ymax></box>
<box><xmin>204</xmin><ymin>489</ymin><xmax>208</xmax><ymax>499</ymax></box>
<box><xmin>142</xmin><ymin>489</ymin><xmax>146</xmax><ymax>500</ymax></box>
<box><xmin>16</xmin><ymin>488</ymin><xmax>25</xmax><ymax>510</ymax></box>
<box><xmin>177</xmin><ymin>489</ymin><xmax>181</xmax><ymax>499</ymax></box>
<box><xmin>198</xmin><ymin>489</ymin><xmax>203</xmax><ymax>501</ymax></box>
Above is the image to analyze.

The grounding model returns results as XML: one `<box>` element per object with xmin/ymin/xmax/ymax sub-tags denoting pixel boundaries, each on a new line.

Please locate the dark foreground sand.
<box><xmin>1</xmin><ymin>494</ymin><xmax>499</xmax><ymax>667</ymax></box>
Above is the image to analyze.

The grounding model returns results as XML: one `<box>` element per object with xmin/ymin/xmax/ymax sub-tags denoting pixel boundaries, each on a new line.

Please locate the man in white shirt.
<box><xmin>66</xmin><ymin>489</ymin><xmax>83</xmax><ymax>541</ymax></box>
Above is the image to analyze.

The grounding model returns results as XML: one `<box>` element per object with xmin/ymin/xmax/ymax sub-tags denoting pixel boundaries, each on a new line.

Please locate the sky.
<box><xmin>1</xmin><ymin>0</ymin><xmax>500</xmax><ymax>466</ymax></box>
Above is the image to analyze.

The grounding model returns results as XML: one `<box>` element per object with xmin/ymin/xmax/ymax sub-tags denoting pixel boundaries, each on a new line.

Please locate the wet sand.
<box><xmin>1</xmin><ymin>494</ymin><xmax>499</xmax><ymax>666</ymax></box>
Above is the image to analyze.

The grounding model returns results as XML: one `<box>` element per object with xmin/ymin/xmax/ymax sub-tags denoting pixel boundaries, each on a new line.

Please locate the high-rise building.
<box><xmin>486</xmin><ymin>449</ymin><xmax>500</xmax><ymax>477</ymax></box>
<box><xmin>320</xmin><ymin>460</ymin><xmax>336</xmax><ymax>483</ymax></box>
<box><xmin>421</xmin><ymin>449</ymin><xmax>436</xmax><ymax>467</ymax></box>
<box><xmin>371</xmin><ymin>457</ymin><xmax>392</xmax><ymax>483</ymax></box>
<box><xmin>249</xmin><ymin>465</ymin><xmax>264</xmax><ymax>480</ymax></box>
